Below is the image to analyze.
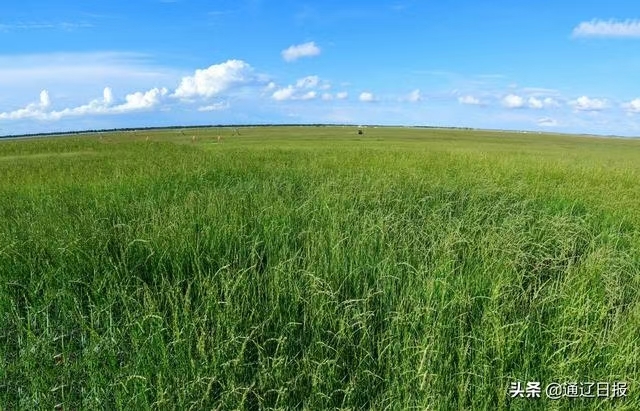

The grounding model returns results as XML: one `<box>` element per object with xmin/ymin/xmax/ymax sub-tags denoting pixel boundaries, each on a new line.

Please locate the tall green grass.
<box><xmin>1</xmin><ymin>127</ymin><xmax>639</xmax><ymax>409</ymax></box>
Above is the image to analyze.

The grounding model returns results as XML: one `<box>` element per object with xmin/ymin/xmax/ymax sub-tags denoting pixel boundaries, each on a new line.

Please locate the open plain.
<box><xmin>1</xmin><ymin>126</ymin><xmax>639</xmax><ymax>409</ymax></box>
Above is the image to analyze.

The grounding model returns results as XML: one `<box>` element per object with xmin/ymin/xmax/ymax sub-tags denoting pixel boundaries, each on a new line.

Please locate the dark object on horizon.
<box><xmin>357</xmin><ymin>129</ymin><xmax>364</xmax><ymax>135</ymax></box>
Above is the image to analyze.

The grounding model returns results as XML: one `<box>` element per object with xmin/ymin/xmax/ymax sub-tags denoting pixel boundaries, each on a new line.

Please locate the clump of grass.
<box><xmin>1</xmin><ymin>127</ymin><xmax>640</xmax><ymax>409</ymax></box>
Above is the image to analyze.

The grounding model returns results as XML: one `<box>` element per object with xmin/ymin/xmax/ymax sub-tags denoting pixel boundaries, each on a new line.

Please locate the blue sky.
<box><xmin>2</xmin><ymin>0</ymin><xmax>640</xmax><ymax>136</ymax></box>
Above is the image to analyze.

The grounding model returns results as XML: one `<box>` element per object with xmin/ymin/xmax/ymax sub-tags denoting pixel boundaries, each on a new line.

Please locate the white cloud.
<box><xmin>301</xmin><ymin>91</ymin><xmax>317</xmax><ymax>100</ymax></box>
<box><xmin>198</xmin><ymin>102</ymin><xmax>230</xmax><ymax>111</ymax></box>
<box><xmin>39</xmin><ymin>90</ymin><xmax>51</xmax><ymax>108</ymax></box>
<box><xmin>528</xmin><ymin>97</ymin><xmax>559</xmax><ymax>109</ymax></box>
<box><xmin>359</xmin><ymin>92</ymin><xmax>375</xmax><ymax>102</ymax></box>
<box><xmin>271</xmin><ymin>75</ymin><xmax>328</xmax><ymax>101</ymax></box>
<box><xmin>103</xmin><ymin>87</ymin><xmax>114</xmax><ymax>105</ymax></box>
<box><xmin>503</xmin><ymin>94</ymin><xmax>525</xmax><ymax>108</ymax></box>
<box><xmin>403</xmin><ymin>89</ymin><xmax>422</xmax><ymax>102</ymax></box>
<box><xmin>572</xmin><ymin>19</ymin><xmax>640</xmax><ymax>38</ymax></box>
<box><xmin>265</xmin><ymin>81</ymin><xmax>277</xmax><ymax>91</ymax></box>
<box><xmin>281</xmin><ymin>41</ymin><xmax>321</xmax><ymax>62</ymax></box>
<box><xmin>272</xmin><ymin>86</ymin><xmax>318</xmax><ymax>101</ymax></box>
<box><xmin>295</xmin><ymin>75</ymin><xmax>320</xmax><ymax>89</ymax></box>
<box><xmin>321</xmin><ymin>93</ymin><xmax>333</xmax><ymax>101</ymax></box>
<box><xmin>458</xmin><ymin>95</ymin><xmax>481</xmax><ymax>105</ymax></box>
<box><xmin>0</xmin><ymin>89</ymin><xmax>52</xmax><ymax>120</ymax></box>
<box><xmin>502</xmin><ymin>94</ymin><xmax>559</xmax><ymax>109</ymax></box>
<box><xmin>336</xmin><ymin>92</ymin><xmax>348</xmax><ymax>100</ymax></box>
<box><xmin>114</xmin><ymin>87</ymin><xmax>168</xmax><ymax>112</ymax></box>
<box><xmin>537</xmin><ymin>117</ymin><xmax>558</xmax><ymax>127</ymax></box>
<box><xmin>528</xmin><ymin>97</ymin><xmax>544</xmax><ymax>109</ymax></box>
<box><xmin>173</xmin><ymin>60</ymin><xmax>253</xmax><ymax>100</ymax></box>
<box><xmin>46</xmin><ymin>87</ymin><xmax>115</xmax><ymax>119</ymax></box>
<box><xmin>1</xmin><ymin>87</ymin><xmax>169</xmax><ymax>121</ymax></box>
<box><xmin>272</xmin><ymin>86</ymin><xmax>296</xmax><ymax>101</ymax></box>
<box><xmin>571</xmin><ymin>96</ymin><xmax>607</xmax><ymax>111</ymax></box>
<box><xmin>622</xmin><ymin>98</ymin><xmax>640</xmax><ymax>113</ymax></box>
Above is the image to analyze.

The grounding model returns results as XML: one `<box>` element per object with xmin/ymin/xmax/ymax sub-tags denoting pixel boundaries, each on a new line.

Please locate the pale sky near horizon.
<box><xmin>1</xmin><ymin>0</ymin><xmax>640</xmax><ymax>136</ymax></box>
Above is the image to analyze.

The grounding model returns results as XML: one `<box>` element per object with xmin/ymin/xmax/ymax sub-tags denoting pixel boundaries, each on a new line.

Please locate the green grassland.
<box><xmin>1</xmin><ymin>126</ymin><xmax>639</xmax><ymax>409</ymax></box>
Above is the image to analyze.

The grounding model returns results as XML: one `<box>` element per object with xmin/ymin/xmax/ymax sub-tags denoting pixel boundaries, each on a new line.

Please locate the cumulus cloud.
<box><xmin>296</xmin><ymin>75</ymin><xmax>320</xmax><ymax>89</ymax></box>
<box><xmin>46</xmin><ymin>87</ymin><xmax>116</xmax><ymax>119</ymax></box>
<box><xmin>571</xmin><ymin>96</ymin><xmax>607</xmax><ymax>111</ymax></box>
<box><xmin>503</xmin><ymin>94</ymin><xmax>559</xmax><ymax>109</ymax></box>
<box><xmin>542</xmin><ymin>97</ymin><xmax>560</xmax><ymax>107</ymax></box>
<box><xmin>281</xmin><ymin>41</ymin><xmax>321</xmax><ymax>62</ymax></box>
<box><xmin>572</xmin><ymin>19</ymin><xmax>640</xmax><ymax>38</ymax></box>
<box><xmin>303</xmin><ymin>90</ymin><xmax>347</xmax><ymax>101</ymax></box>
<box><xmin>402</xmin><ymin>89</ymin><xmax>422</xmax><ymax>102</ymax></box>
<box><xmin>272</xmin><ymin>86</ymin><xmax>296</xmax><ymax>101</ymax></box>
<box><xmin>0</xmin><ymin>90</ymin><xmax>52</xmax><ymax>120</ymax></box>
<box><xmin>113</xmin><ymin>87</ymin><xmax>168</xmax><ymax>112</ymax></box>
<box><xmin>0</xmin><ymin>87</ymin><xmax>169</xmax><ymax>121</ymax></box>
<box><xmin>359</xmin><ymin>92</ymin><xmax>375</xmax><ymax>102</ymax></box>
<box><xmin>271</xmin><ymin>75</ymin><xmax>329</xmax><ymax>101</ymax></box>
<box><xmin>503</xmin><ymin>94</ymin><xmax>525</xmax><ymax>108</ymax></box>
<box><xmin>301</xmin><ymin>91</ymin><xmax>317</xmax><ymax>100</ymax></box>
<box><xmin>272</xmin><ymin>87</ymin><xmax>318</xmax><ymax>101</ymax></box>
<box><xmin>173</xmin><ymin>60</ymin><xmax>253</xmax><ymax>100</ymax></box>
<box><xmin>529</xmin><ymin>97</ymin><xmax>556</xmax><ymax>108</ymax></box>
<box><xmin>458</xmin><ymin>95</ymin><xmax>481</xmax><ymax>105</ymax></box>
<box><xmin>622</xmin><ymin>98</ymin><xmax>640</xmax><ymax>113</ymax></box>
<box><xmin>103</xmin><ymin>87</ymin><xmax>114</xmax><ymax>105</ymax></box>
<box><xmin>528</xmin><ymin>97</ymin><xmax>544</xmax><ymax>109</ymax></box>
<box><xmin>39</xmin><ymin>90</ymin><xmax>51</xmax><ymax>108</ymax></box>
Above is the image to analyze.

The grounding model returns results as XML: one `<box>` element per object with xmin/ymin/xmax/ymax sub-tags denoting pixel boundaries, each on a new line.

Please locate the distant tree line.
<box><xmin>0</xmin><ymin>124</ymin><xmax>481</xmax><ymax>140</ymax></box>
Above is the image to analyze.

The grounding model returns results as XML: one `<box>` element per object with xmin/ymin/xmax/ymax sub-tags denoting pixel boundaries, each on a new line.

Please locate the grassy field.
<box><xmin>1</xmin><ymin>126</ymin><xmax>639</xmax><ymax>409</ymax></box>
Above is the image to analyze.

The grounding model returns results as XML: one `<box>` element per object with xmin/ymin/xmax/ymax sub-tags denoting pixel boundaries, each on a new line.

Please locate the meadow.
<box><xmin>1</xmin><ymin>126</ymin><xmax>639</xmax><ymax>410</ymax></box>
